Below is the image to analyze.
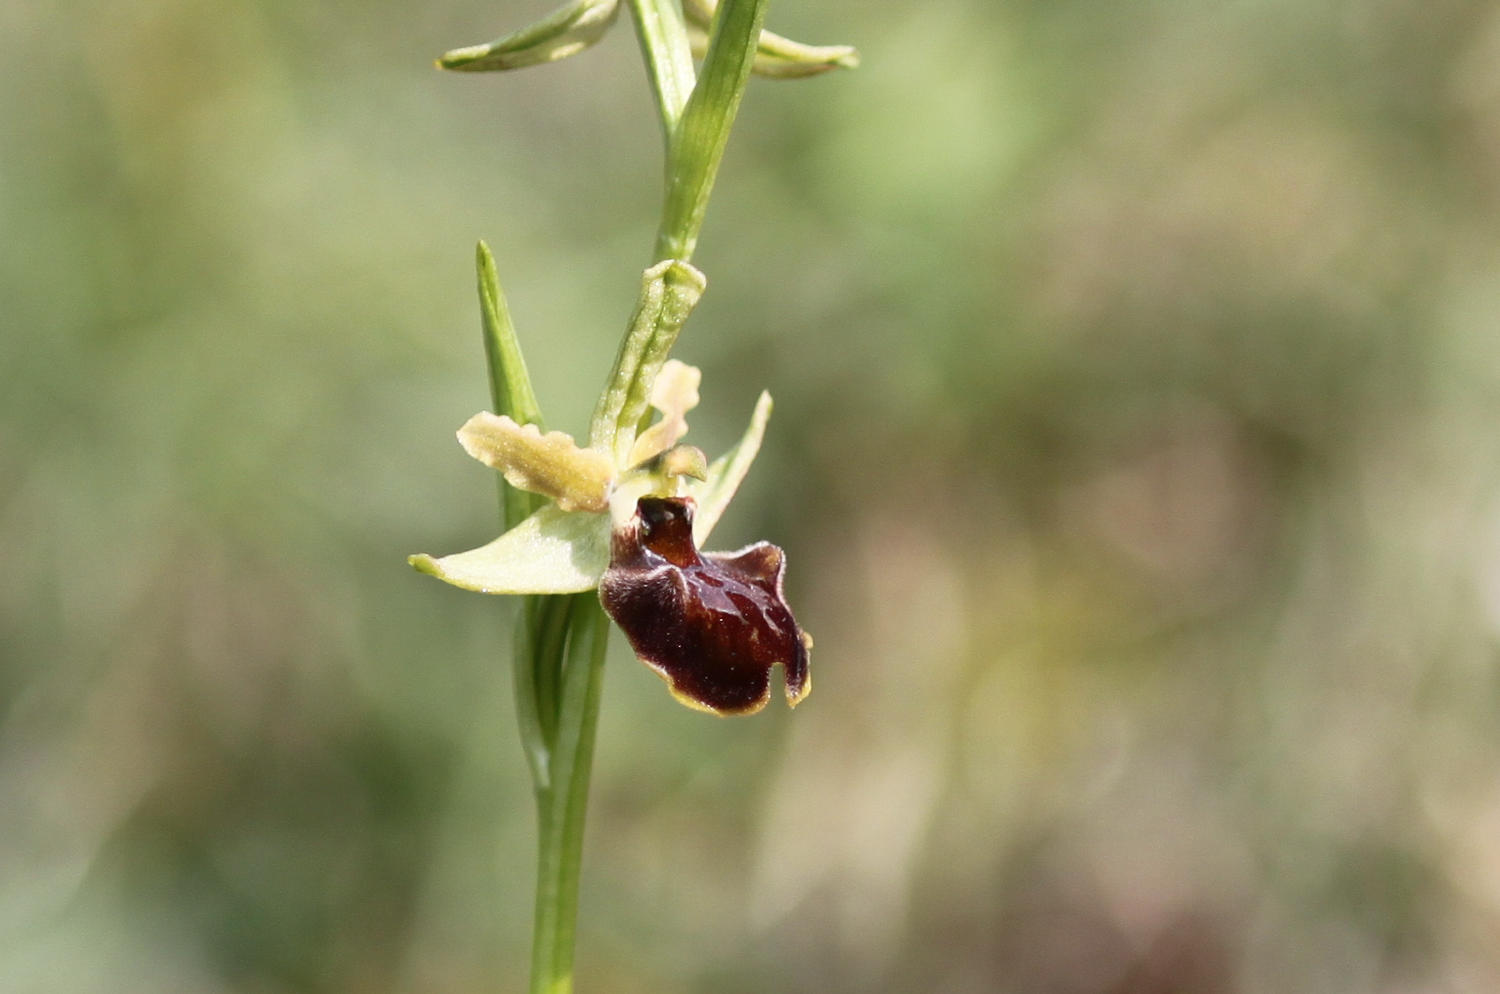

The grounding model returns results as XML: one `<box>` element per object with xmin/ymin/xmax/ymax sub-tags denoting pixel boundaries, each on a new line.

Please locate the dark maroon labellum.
<box><xmin>598</xmin><ymin>496</ymin><xmax>810</xmax><ymax>715</ymax></box>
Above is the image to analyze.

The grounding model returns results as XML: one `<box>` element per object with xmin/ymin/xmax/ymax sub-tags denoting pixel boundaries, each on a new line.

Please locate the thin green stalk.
<box><xmin>654</xmin><ymin>0</ymin><xmax>768</xmax><ymax>261</ymax></box>
<box><xmin>528</xmin><ymin>594</ymin><xmax>611</xmax><ymax>994</ymax></box>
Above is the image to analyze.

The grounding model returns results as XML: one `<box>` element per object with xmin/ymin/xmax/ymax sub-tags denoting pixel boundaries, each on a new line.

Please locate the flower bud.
<box><xmin>438</xmin><ymin>0</ymin><xmax>620</xmax><ymax>72</ymax></box>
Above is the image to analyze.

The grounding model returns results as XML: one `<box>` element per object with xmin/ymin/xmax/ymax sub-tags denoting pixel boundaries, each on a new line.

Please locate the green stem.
<box><xmin>653</xmin><ymin>0</ymin><xmax>768</xmax><ymax>261</ymax></box>
<box><xmin>528</xmin><ymin>594</ymin><xmax>611</xmax><ymax>994</ymax></box>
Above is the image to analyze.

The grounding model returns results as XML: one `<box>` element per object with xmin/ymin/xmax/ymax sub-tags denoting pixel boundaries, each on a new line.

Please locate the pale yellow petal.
<box><xmin>458</xmin><ymin>413</ymin><xmax>614</xmax><ymax>512</ymax></box>
<box><xmin>627</xmin><ymin>359</ymin><xmax>701</xmax><ymax>467</ymax></box>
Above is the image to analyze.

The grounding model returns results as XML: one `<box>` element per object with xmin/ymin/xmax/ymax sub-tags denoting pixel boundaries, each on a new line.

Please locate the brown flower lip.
<box><xmin>598</xmin><ymin>496</ymin><xmax>810</xmax><ymax>715</ymax></box>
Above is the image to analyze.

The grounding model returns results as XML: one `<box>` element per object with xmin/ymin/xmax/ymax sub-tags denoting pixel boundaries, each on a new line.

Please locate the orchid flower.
<box><xmin>410</xmin><ymin>253</ymin><xmax>809</xmax><ymax>714</ymax></box>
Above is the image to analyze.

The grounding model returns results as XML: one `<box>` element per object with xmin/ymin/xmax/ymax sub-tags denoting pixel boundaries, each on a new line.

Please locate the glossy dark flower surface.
<box><xmin>599</xmin><ymin>496</ymin><xmax>810</xmax><ymax>715</ymax></box>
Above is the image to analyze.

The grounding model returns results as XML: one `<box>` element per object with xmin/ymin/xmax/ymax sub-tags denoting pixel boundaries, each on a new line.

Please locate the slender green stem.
<box><xmin>654</xmin><ymin>0</ymin><xmax>768</xmax><ymax>261</ymax></box>
<box><xmin>528</xmin><ymin>594</ymin><xmax>611</xmax><ymax>994</ymax></box>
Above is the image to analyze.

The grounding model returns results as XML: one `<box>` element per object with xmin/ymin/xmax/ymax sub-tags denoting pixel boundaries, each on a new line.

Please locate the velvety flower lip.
<box><xmin>599</xmin><ymin>495</ymin><xmax>810</xmax><ymax>715</ymax></box>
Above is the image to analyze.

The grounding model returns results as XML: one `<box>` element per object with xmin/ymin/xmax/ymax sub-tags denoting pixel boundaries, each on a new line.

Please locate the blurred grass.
<box><xmin>6</xmin><ymin>0</ymin><xmax>1500</xmax><ymax>992</ymax></box>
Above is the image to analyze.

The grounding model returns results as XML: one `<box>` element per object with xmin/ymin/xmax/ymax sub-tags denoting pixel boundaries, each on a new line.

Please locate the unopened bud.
<box><xmin>438</xmin><ymin>0</ymin><xmax>620</xmax><ymax>72</ymax></box>
<box><xmin>682</xmin><ymin>0</ymin><xmax>858</xmax><ymax>78</ymax></box>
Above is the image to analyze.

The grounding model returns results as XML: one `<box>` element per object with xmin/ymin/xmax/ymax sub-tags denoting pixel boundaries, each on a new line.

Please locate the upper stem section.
<box><xmin>650</xmin><ymin>0</ymin><xmax>769</xmax><ymax>262</ymax></box>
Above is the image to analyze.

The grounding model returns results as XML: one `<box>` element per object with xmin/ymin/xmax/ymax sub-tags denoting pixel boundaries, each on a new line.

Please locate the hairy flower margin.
<box><xmin>410</xmin><ymin>254</ymin><xmax>810</xmax><ymax>714</ymax></box>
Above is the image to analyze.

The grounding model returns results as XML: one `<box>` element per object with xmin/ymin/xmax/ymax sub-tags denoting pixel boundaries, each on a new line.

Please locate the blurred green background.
<box><xmin>6</xmin><ymin>1</ymin><xmax>1500</xmax><ymax>991</ymax></box>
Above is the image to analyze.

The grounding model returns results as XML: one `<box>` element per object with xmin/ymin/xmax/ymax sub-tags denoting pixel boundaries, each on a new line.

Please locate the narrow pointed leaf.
<box><xmin>475</xmin><ymin>241</ymin><xmax>546</xmax><ymax>527</ymax></box>
<box><xmin>477</xmin><ymin>242</ymin><xmax>543</xmax><ymax>427</ymax></box>
<box><xmin>409</xmin><ymin>504</ymin><xmax>612</xmax><ymax>594</ymax></box>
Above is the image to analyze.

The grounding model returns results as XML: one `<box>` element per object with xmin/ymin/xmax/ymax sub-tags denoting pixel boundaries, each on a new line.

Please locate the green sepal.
<box><xmin>410</xmin><ymin>504</ymin><xmax>611</xmax><ymax>595</ymax></box>
<box><xmin>438</xmin><ymin>0</ymin><xmax>621</xmax><ymax>72</ymax></box>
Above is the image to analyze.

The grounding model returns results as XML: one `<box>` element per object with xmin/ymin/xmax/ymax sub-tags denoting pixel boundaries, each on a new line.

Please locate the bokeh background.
<box><xmin>7</xmin><ymin>1</ymin><xmax>1500</xmax><ymax>991</ymax></box>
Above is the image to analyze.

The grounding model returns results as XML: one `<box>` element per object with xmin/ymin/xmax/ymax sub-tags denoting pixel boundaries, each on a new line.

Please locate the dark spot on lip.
<box><xmin>598</xmin><ymin>496</ymin><xmax>810</xmax><ymax>715</ymax></box>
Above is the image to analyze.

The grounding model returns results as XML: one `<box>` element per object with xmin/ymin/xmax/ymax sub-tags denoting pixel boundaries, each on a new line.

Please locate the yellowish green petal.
<box><xmin>408</xmin><ymin>504</ymin><xmax>611</xmax><ymax>594</ymax></box>
<box><xmin>458</xmin><ymin>413</ymin><xmax>615</xmax><ymax>513</ymax></box>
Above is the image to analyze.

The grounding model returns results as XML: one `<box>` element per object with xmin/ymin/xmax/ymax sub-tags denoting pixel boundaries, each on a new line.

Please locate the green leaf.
<box><xmin>477</xmin><ymin>242</ymin><xmax>543</xmax><ymax>427</ymax></box>
<box><xmin>475</xmin><ymin>241</ymin><xmax>546</xmax><ymax>529</ymax></box>
<box><xmin>438</xmin><ymin>0</ymin><xmax>621</xmax><ymax>72</ymax></box>
<box><xmin>409</xmin><ymin>504</ymin><xmax>611</xmax><ymax>594</ymax></box>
